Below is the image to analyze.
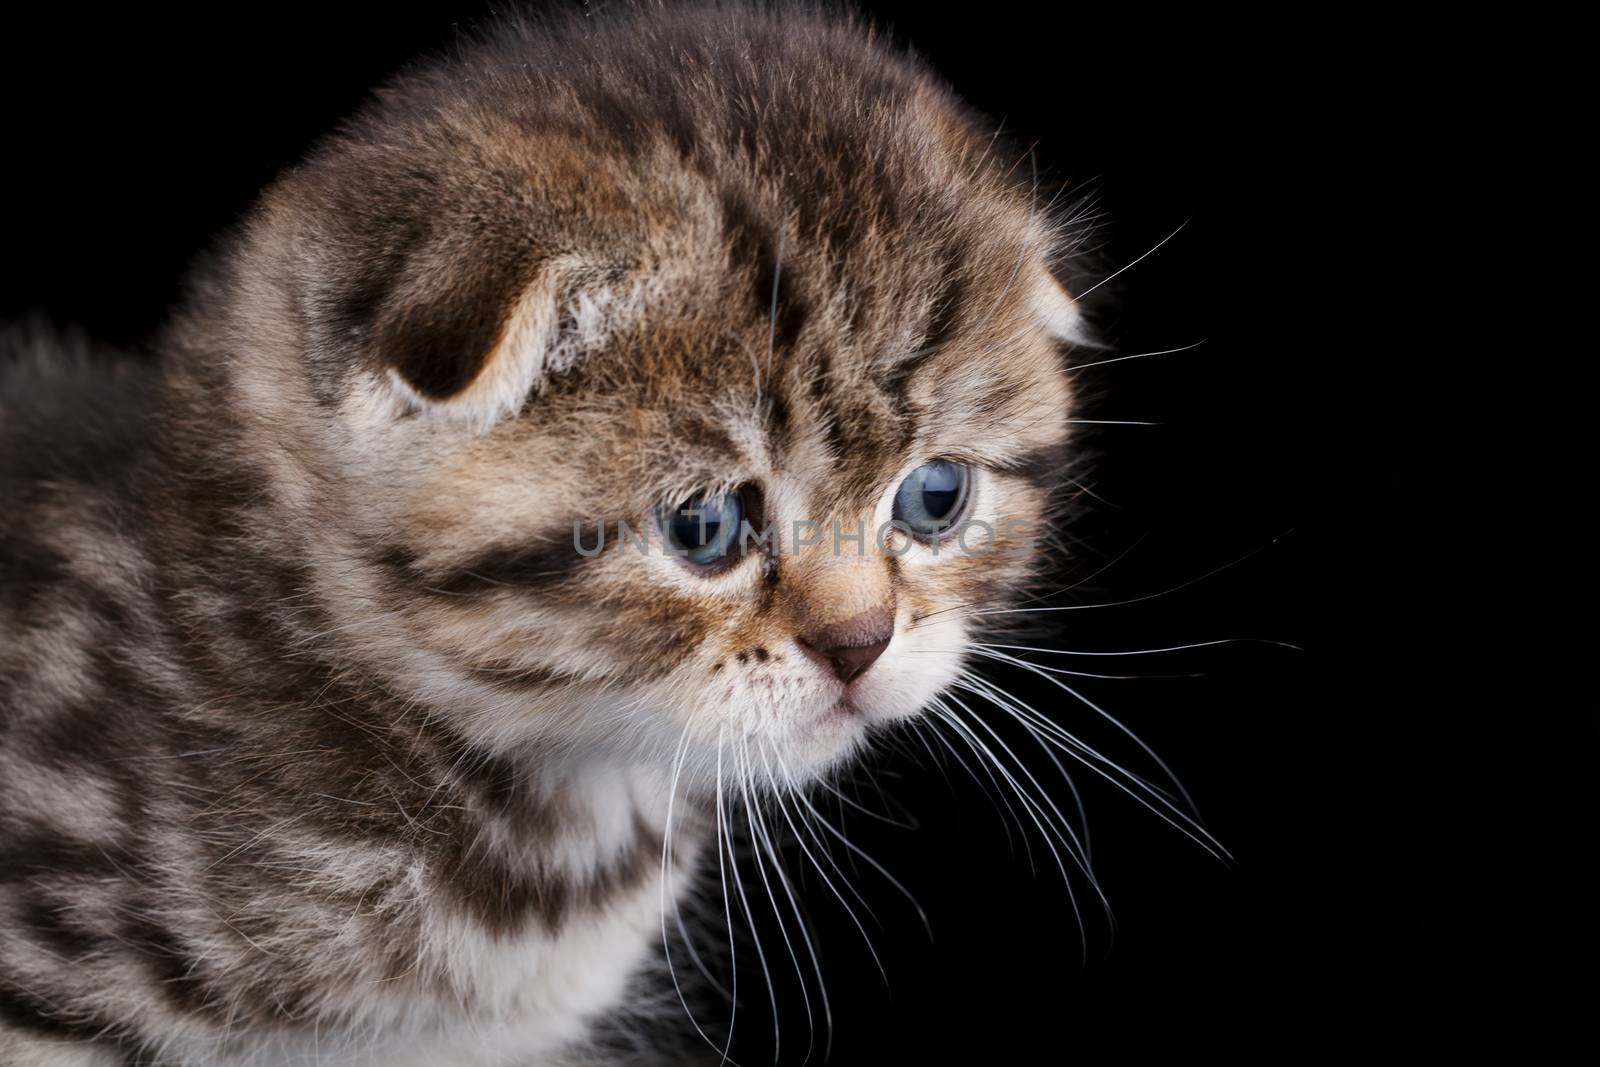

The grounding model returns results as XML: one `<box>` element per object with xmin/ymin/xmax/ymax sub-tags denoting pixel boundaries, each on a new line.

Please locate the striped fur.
<box><xmin>1</xmin><ymin>4</ymin><xmax>1087</xmax><ymax>1063</ymax></box>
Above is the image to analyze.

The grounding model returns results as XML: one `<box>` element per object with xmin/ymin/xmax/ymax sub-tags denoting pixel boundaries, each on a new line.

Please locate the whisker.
<box><xmin>752</xmin><ymin>735</ymin><xmax>834</xmax><ymax>1061</ymax></box>
<box><xmin>908</xmin><ymin>646</ymin><xmax>1198</xmax><ymax>680</ymax></box>
<box><xmin>969</xmin><ymin>531</ymin><xmax>1295</xmax><ymax>618</ymax></box>
<box><xmin>930</xmin><ymin>704</ymin><xmax>1092</xmax><ymax>955</ymax></box>
<box><xmin>919</xmin><ymin>697</ymin><xmax>1034</xmax><ymax>867</ymax></box>
<box><xmin>973</xmin><ymin>650</ymin><xmax>1204</xmax><ymax>815</ymax></box>
<box><xmin>963</xmin><ymin>674</ymin><xmax>1231</xmax><ymax>861</ymax></box>
<box><xmin>734</xmin><ymin>739</ymin><xmax>819</xmax><ymax>1064</ymax></box>
<box><xmin>813</xmin><ymin>772</ymin><xmax>918</xmax><ymax>831</ymax></box>
<box><xmin>787</xmin><ymin>774</ymin><xmax>932</xmax><ymax>940</ymax></box>
<box><xmin>1073</xmin><ymin>217</ymin><xmax>1189</xmax><ymax>301</ymax></box>
<box><xmin>938</xmin><ymin>690</ymin><xmax>1099</xmax><ymax>888</ymax></box>
<box><xmin>973</xmin><ymin>638</ymin><xmax>1298</xmax><ymax>657</ymax></box>
<box><xmin>712</xmin><ymin>729</ymin><xmax>739</xmax><ymax>1066</ymax></box>
<box><xmin>907</xmin><ymin>530</ymin><xmax>1155</xmax><ymax>628</ymax></box>
<box><xmin>723</xmin><ymin>739</ymin><xmax>777</xmax><ymax>1063</ymax></box>
<box><xmin>757</xmin><ymin>745</ymin><xmax>889</xmax><ymax>985</ymax></box>
<box><xmin>660</xmin><ymin>720</ymin><xmax>726</xmax><ymax>1059</ymax></box>
<box><xmin>766</xmin><ymin>768</ymin><xmax>902</xmax><ymax>943</ymax></box>
<box><xmin>948</xmin><ymin>671</ymin><xmax>1094</xmax><ymax>866</ymax></box>
<box><xmin>1066</xmin><ymin>339</ymin><xmax>1207</xmax><ymax>373</ymax></box>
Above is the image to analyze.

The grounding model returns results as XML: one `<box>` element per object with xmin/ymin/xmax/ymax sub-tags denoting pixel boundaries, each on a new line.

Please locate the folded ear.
<box><xmin>1032</xmin><ymin>268</ymin><xmax>1092</xmax><ymax>347</ymax></box>
<box><xmin>360</xmin><ymin>244</ymin><xmax>614</xmax><ymax>431</ymax></box>
<box><xmin>380</xmin><ymin>261</ymin><xmax>583</xmax><ymax>431</ymax></box>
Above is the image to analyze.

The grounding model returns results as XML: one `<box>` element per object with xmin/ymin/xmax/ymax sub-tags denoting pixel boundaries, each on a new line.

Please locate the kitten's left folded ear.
<box><xmin>294</xmin><ymin>171</ymin><xmax>607</xmax><ymax>433</ymax></box>
<box><xmin>377</xmin><ymin>255</ymin><xmax>595</xmax><ymax>432</ymax></box>
<box><xmin>1033</xmin><ymin>270</ymin><xmax>1091</xmax><ymax>347</ymax></box>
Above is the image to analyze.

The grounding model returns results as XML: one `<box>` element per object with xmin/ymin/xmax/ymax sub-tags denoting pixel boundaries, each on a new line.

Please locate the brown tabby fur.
<box><xmin>0</xmin><ymin>3</ymin><xmax>1088</xmax><ymax>1063</ymax></box>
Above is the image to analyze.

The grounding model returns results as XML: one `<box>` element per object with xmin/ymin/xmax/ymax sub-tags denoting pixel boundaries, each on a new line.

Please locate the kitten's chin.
<box><xmin>761</xmin><ymin>650</ymin><xmax>962</xmax><ymax>778</ymax></box>
<box><xmin>725</xmin><ymin>695</ymin><xmax>873</xmax><ymax>785</ymax></box>
<box><xmin>791</xmin><ymin>698</ymin><xmax>868</xmax><ymax>760</ymax></box>
<box><xmin>774</xmin><ymin>687</ymin><xmax>946</xmax><ymax>780</ymax></box>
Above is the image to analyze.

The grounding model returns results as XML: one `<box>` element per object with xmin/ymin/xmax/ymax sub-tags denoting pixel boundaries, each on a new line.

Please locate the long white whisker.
<box><xmin>975</xmin><ymin>649</ymin><xmax>1204</xmax><ymax>815</ymax></box>
<box><xmin>660</xmin><ymin>720</ymin><xmax>725</xmax><ymax>1057</ymax></box>
<box><xmin>1073</xmin><ymin>217</ymin><xmax>1189</xmax><ymax>300</ymax></box>
<box><xmin>908</xmin><ymin>530</ymin><xmax>1156</xmax><ymax>627</ymax></box>
<box><xmin>753</xmin><ymin>735</ymin><xmax>834</xmax><ymax>1061</ymax></box>
<box><xmin>918</xmin><ymin>646</ymin><xmax>1196</xmax><ymax>680</ymax></box>
<box><xmin>950</xmin><ymin>670</ymin><xmax>1094</xmax><ymax>865</ymax></box>
<box><xmin>974</xmin><ymin>638</ymin><xmax>1297</xmax><ymax>657</ymax></box>
<box><xmin>757</xmin><ymin>744</ymin><xmax>889</xmax><ymax>985</ymax></box>
<box><xmin>713</xmin><ymin>729</ymin><xmax>738</xmax><ymax>1065</ymax></box>
<box><xmin>786</xmin><ymin>772</ymin><xmax>932</xmax><ymax>939</ymax></box>
<box><xmin>723</xmin><ymin>739</ymin><xmax>777</xmax><ymax>1063</ymax></box>
<box><xmin>970</xmin><ymin>532</ymin><xmax>1294</xmax><ymax>617</ymax></box>
<box><xmin>937</xmin><ymin>690</ymin><xmax>1099</xmax><ymax>889</ymax></box>
<box><xmin>1066</xmin><ymin>339</ymin><xmax>1207</xmax><ymax>373</ymax></box>
<box><xmin>957</xmin><ymin>675</ymin><xmax>1180</xmax><ymax>809</ymax></box>
<box><xmin>813</xmin><ymin>772</ymin><xmax>918</xmax><ymax>830</ymax></box>
<box><xmin>768</xmin><ymin>757</ymin><xmax>894</xmax><ymax>942</ymax></box>
<box><xmin>964</xmin><ymin>674</ymin><xmax>1231</xmax><ymax>860</ymax></box>
<box><xmin>920</xmin><ymin>696</ymin><xmax>1034</xmax><ymax>867</ymax></box>
<box><xmin>733</xmin><ymin>739</ymin><xmax>818</xmax><ymax>1064</ymax></box>
<box><xmin>931</xmin><ymin>705</ymin><xmax>1091</xmax><ymax>953</ymax></box>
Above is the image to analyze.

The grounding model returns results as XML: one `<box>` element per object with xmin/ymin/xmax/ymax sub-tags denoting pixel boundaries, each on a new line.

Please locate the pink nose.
<box><xmin>797</xmin><ymin>609</ymin><xmax>894</xmax><ymax>684</ymax></box>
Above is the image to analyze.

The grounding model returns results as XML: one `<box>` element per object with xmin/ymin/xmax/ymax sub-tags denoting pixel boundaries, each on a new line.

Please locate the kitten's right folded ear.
<box><xmin>1033</xmin><ymin>269</ymin><xmax>1093</xmax><ymax>348</ymax></box>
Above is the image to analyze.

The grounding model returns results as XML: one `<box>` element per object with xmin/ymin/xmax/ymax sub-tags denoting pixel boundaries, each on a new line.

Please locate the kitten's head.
<box><xmin>208</xmin><ymin>5</ymin><xmax>1086</xmax><ymax>788</ymax></box>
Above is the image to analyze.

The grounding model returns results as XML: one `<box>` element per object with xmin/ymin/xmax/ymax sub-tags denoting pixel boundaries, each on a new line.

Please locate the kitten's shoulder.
<box><xmin>0</xmin><ymin>321</ymin><xmax>157</xmax><ymax>488</ymax></box>
<box><xmin>0</xmin><ymin>322</ymin><xmax>160</xmax><ymax>625</ymax></box>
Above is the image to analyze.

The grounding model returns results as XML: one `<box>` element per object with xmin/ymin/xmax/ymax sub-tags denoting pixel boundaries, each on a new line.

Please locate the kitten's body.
<box><xmin>1</xmin><ymin>5</ymin><xmax>1083</xmax><ymax>1064</ymax></box>
<box><xmin>0</xmin><ymin>333</ymin><xmax>698</xmax><ymax>1066</ymax></box>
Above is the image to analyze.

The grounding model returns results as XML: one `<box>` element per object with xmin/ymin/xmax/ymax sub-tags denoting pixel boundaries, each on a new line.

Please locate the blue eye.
<box><xmin>661</xmin><ymin>491</ymin><xmax>744</xmax><ymax>567</ymax></box>
<box><xmin>893</xmin><ymin>461</ymin><xmax>971</xmax><ymax>540</ymax></box>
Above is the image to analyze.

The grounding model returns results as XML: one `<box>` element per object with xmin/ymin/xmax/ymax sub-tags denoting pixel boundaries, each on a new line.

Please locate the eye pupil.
<box><xmin>917</xmin><ymin>463</ymin><xmax>962</xmax><ymax>519</ymax></box>
<box><xmin>663</xmin><ymin>491</ymin><xmax>743</xmax><ymax>566</ymax></box>
<box><xmin>670</xmin><ymin>510</ymin><xmax>717</xmax><ymax>549</ymax></box>
<box><xmin>893</xmin><ymin>461</ymin><xmax>971</xmax><ymax>540</ymax></box>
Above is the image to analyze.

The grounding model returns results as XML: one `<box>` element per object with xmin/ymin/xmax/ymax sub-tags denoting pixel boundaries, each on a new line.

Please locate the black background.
<box><xmin>2</xmin><ymin>3</ymin><xmax>1339</xmax><ymax>1061</ymax></box>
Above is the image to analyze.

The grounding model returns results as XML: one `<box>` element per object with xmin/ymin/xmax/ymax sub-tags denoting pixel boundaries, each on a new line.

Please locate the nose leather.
<box><xmin>798</xmin><ymin>608</ymin><xmax>894</xmax><ymax>684</ymax></box>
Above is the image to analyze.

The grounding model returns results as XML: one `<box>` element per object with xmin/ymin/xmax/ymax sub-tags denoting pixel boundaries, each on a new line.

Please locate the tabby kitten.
<box><xmin>0</xmin><ymin>3</ymin><xmax>1089</xmax><ymax>1064</ymax></box>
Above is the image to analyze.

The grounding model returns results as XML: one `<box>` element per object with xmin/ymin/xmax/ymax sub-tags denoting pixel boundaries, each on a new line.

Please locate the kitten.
<box><xmin>0</xmin><ymin>3</ymin><xmax>1088</xmax><ymax>1064</ymax></box>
